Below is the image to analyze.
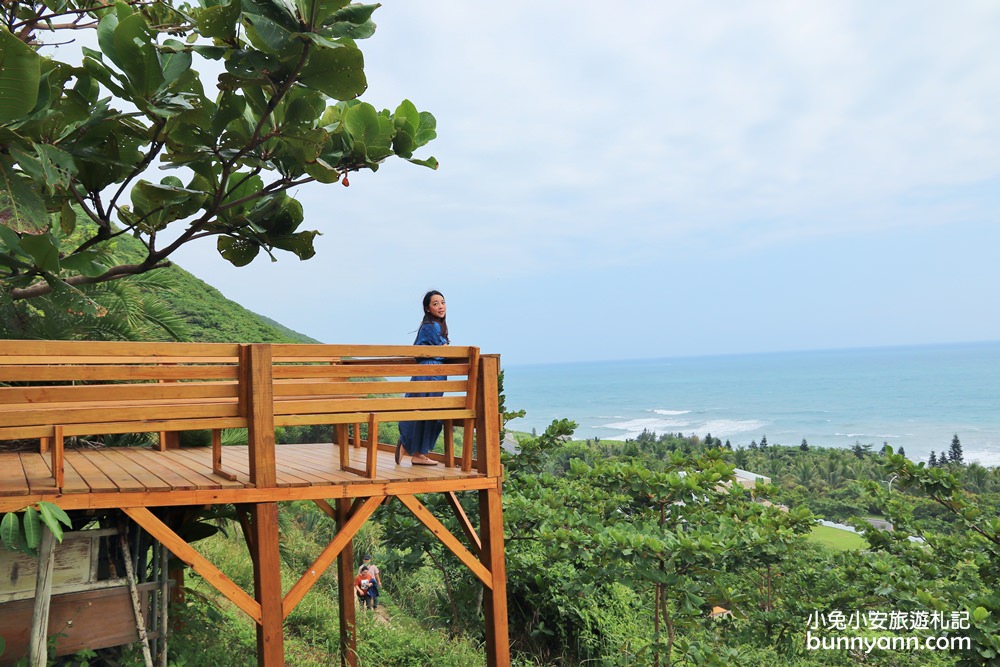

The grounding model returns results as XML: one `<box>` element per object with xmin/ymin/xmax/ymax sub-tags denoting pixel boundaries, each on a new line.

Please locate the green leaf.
<box><xmin>299</xmin><ymin>43</ymin><xmax>367</xmax><ymax>100</ymax></box>
<box><xmin>34</xmin><ymin>142</ymin><xmax>77</xmax><ymax>194</ymax></box>
<box><xmin>1</xmin><ymin>512</ymin><xmax>23</xmax><ymax>551</ymax></box>
<box><xmin>218</xmin><ymin>236</ymin><xmax>260</xmax><ymax>266</ymax></box>
<box><xmin>114</xmin><ymin>12</ymin><xmax>163</xmax><ymax>96</ymax></box>
<box><xmin>974</xmin><ymin>606</ymin><xmax>990</xmax><ymax>622</ymax></box>
<box><xmin>0</xmin><ymin>28</ymin><xmax>42</xmax><ymax>122</ymax></box>
<box><xmin>0</xmin><ymin>160</ymin><xmax>48</xmax><ymax>233</ymax></box>
<box><xmin>23</xmin><ymin>507</ymin><xmax>41</xmax><ymax>550</ymax></box>
<box><xmin>192</xmin><ymin>0</ymin><xmax>240</xmax><ymax>41</ymax></box>
<box><xmin>60</xmin><ymin>250</ymin><xmax>108</xmax><ymax>278</ymax></box>
<box><xmin>19</xmin><ymin>233</ymin><xmax>61</xmax><ymax>273</ymax></box>
<box><xmin>270</xmin><ymin>229</ymin><xmax>318</xmax><ymax>260</ymax></box>
<box><xmin>159</xmin><ymin>40</ymin><xmax>192</xmax><ymax>87</ymax></box>
<box><xmin>38</xmin><ymin>501</ymin><xmax>71</xmax><ymax>535</ymax></box>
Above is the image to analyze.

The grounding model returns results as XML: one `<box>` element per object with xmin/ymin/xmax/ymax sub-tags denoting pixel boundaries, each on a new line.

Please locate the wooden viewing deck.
<box><xmin>0</xmin><ymin>340</ymin><xmax>510</xmax><ymax>667</ymax></box>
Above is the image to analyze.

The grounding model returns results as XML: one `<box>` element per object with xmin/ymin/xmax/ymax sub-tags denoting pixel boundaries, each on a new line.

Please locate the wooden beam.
<box><xmin>283</xmin><ymin>496</ymin><xmax>382</xmax><ymax>618</ymax></box>
<box><xmin>212</xmin><ymin>429</ymin><xmax>237</xmax><ymax>481</ymax></box>
<box><xmin>480</xmin><ymin>484</ymin><xmax>511</xmax><ymax>667</ymax></box>
<box><xmin>396</xmin><ymin>494</ymin><xmax>492</xmax><ymax>589</ymax></box>
<box><xmin>365</xmin><ymin>414</ymin><xmax>378</xmax><ymax>478</ymax></box>
<box><xmin>476</xmin><ymin>355</ymin><xmax>502</xmax><ymax>478</ymax></box>
<box><xmin>0</xmin><ymin>476</ymin><xmax>499</xmax><ymax>514</ymax></box>
<box><xmin>122</xmin><ymin>507</ymin><xmax>262</xmax><ymax>624</ymax></box>
<box><xmin>51</xmin><ymin>425</ymin><xmax>64</xmax><ymax>490</ymax></box>
<box><xmin>29</xmin><ymin>525</ymin><xmax>56</xmax><ymax>667</ymax></box>
<box><xmin>336</xmin><ymin>498</ymin><xmax>358</xmax><ymax>667</ymax></box>
<box><xmin>240</xmin><ymin>345</ymin><xmax>276</xmax><ymax>488</ymax></box>
<box><xmin>249</xmin><ymin>503</ymin><xmax>284</xmax><ymax>667</ymax></box>
<box><xmin>445</xmin><ymin>491</ymin><xmax>482</xmax><ymax>555</ymax></box>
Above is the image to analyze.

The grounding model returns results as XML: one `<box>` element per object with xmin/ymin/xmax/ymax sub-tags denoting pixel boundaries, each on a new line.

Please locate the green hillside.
<box><xmin>156</xmin><ymin>263</ymin><xmax>320</xmax><ymax>344</ymax></box>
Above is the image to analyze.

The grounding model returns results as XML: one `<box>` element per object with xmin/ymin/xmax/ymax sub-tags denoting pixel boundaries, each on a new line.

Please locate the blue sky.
<box><xmin>160</xmin><ymin>1</ymin><xmax>1000</xmax><ymax>365</ymax></box>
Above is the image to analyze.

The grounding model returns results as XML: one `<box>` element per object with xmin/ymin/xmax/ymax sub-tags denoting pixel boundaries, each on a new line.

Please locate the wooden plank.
<box><xmin>97</xmin><ymin>449</ymin><xmax>174</xmax><ymax>491</ymax></box>
<box><xmin>275</xmin><ymin>409</ymin><xmax>474</xmax><ymax>428</ymax></box>
<box><xmin>270</xmin><ymin>343</ymin><xmax>474</xmax><ymax>359</ymax></box>
<box><xmin>0</xmin><ymin>340</ymin><xmax>239</xmax><ymax>357</ymax></box>
<box><xmin>123</xmin><ymin>449</ymin><xmax>201</xmax><ymax>491</ymax></box>
<box><xmin>0</xmin><ymin>475</ymin><xmax>497</xmax><ymax>514</ymax></box>
<box><xmin>0</xmin><ymin>382</ymin><xmax>238</xmax><ymax>405</ymax></box>
<box><xmin>272</xmin><ymin>447</ymin><xmax>348</xmax><ymax>485</ymax></box>
<box><xmin>272</xmin><ymin>363</ymin><xmax>470</xmax><ymax>379</ymax></box>
<box><xmin>0</xmin><ymin>452</ymin><xmax>29</xmax><ymax>496</ymax></box>
<box><xmin>0</xmin><ymin>401</ymin><xmax>241</xmax><ymax>429</ymax></box>
<box><xmin>165</xmin><ymin>449</ymin><xmax>244</xmax><ymax>488</ymax></box>
<box><xmin>63</xmin><ymin>452</ymin><xmax>119</xmax><ymax>494</ymax></box>
<box><xmin>0</xmin><ymin>583</ymin><xmax>161</xmax><ymax>662</ymax></box>
<box><xmin>0</xmin><ymin>417</ymin><xmax>248</xmax><ymax>441</ymax></box>
<box><xmin>272</xmin><ymin>379</ymin><xmax>468</xmax><ymax>396</ymax></box>
<box><xmin>20</xmin><ymin>454</ymin><xmax>57</xmax><ymax>494</ymax></box>
<box><xmin>55</xmin><ymin>454</ymin><xmax>90</xmax><ymax>495</ymax></box>
<box><xmin>273</xmin><ymin>396</ymin><xmax>466</xmax><ymax>416</ymax></box>
<box><xmin>123</xmin><ymin>507</ymin><xmax>261</xmax><ymax>625</ymax></box>
<box><xmin>0</xmin><ymin>365</ymin><xmax>239</xmax><ymax>382</ymax></box>
<box><xmin>397</xmin><ymin>494</ymin><xmax>492</xmax><ymax>589</ymax></box>
<box><xmin>87</xmin><ymin>450</ymin><xmax>162</xmax><ymax>493</ymax></box>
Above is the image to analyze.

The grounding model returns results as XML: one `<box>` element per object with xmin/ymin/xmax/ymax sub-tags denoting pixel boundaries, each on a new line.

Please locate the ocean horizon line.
<box><xmin>503</xmin><ymin>338</ymin><xmax>1000</xmax><ymax>368</ymax></box>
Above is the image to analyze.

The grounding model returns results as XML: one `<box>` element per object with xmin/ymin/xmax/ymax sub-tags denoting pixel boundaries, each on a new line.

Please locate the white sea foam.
<box><xmin>653</xmin><ymin>409</ymin><xmax>690</xmax><ymax>416</ymax></box>
<box><xmin>698</xmin><ymin>419</ymin><xmax>768</xmax><ymax>435</ymax></box>
<box><xmin>835</xmin><ymin>432</ymin><xmax>904</xmax><ymax>441</ymax></box>
<box><xmin>963</xmin><ymin>449</ymin><xmax>1000</xmax><ymax>467</ymax></box>
<box><xmin>596</xmin><ymin>417</ymin><xmax>767</xmax><ymax>441</ymax></box>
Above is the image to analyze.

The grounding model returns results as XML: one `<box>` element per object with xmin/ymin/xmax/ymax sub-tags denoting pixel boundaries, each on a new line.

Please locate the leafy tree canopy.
<box><xmin>0</xmin><ymin>0</ymin><xmax>437</xmax><ymax>306</ymax></box>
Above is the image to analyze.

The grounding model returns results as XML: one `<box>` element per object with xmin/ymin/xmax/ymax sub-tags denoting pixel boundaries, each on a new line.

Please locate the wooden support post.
<box><xmin>158</xmin><ymin>431</ymin><xmax>180</xmax><ymax>451</ymax></box>
<box><xmin>29</xmin><ymin>526</ymin><xmax>56</xmax><ymax>667</ymax></box>
<box><xmin>463</xmin><ymin>348</ymin><xmax>480</xmax><ymax>472</ymax></box>
<box><xmin>461</xmin><ymin>418</ymin><xmax>475</xmax><ymax>472</ymax></box>
<box><xmin>365</xmin><ymin>413</ymin><xmax>378</xmax><ymax>478</ymax></box>
<box><xmin>51</xmin><ymin>425</ymin><xmax>64</xmax><ymax>490</ymax></box>
<box><xmin>212</xmin><ymin>429</ymin><xmax>237</xmax><ymax>481</ymax></box>
<box><xmin>443</xmin><ymin>419</ymin><xmax>455</xmax><ymax>467</ymax></box>
<box><xmin>476</xmin><ymin>355</ymin><xmax>502</xmax><ymax>478</ymax></box>
<box><xmin>480</xmin><ymin>483</ymin><xmax>511</xmax><ymax>667</ymax></box>
<box><xmin>240</xmin><ymin>344</ymin><xmax>275</xmax><ymax>488</ymax></box>
<box><xmin>336</xmin><ymin>424</ymin><xmax>350</xmax><ymax>470</ymax></box>
<box><xmin>336</xmin><ymin>498</ymin><xmax>358</xmax><ymax>667</ymax></box>
<box><xmin>249</xmin><ymin>503</ymin><xmax>284</xmax><ymax>667</ymax></box>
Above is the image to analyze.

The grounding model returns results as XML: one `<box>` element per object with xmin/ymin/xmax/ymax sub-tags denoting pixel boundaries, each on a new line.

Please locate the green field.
<box><xmin>807</xmin><ymin>524</ymin><xmax>869</xmax><ymax>551</ymax></box>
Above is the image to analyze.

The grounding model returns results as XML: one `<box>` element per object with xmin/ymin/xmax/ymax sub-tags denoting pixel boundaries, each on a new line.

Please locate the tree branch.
<box><xmin>9</xmin><ymin>261</ymin><xmax>171</xmax><ymax>301</ymax></box>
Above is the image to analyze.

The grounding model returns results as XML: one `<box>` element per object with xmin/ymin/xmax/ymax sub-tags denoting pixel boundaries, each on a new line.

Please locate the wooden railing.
<box><xmin>0</xmin><ymin>341</ymin><xmax>499</xmax><ymax>491</ymax></box>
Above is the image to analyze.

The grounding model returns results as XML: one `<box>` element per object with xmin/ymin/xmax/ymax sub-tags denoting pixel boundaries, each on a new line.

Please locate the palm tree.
<box><xmin>1</xmin><ymin>269</ymin><xmax>188</xmax><ymax>341</ymax></box>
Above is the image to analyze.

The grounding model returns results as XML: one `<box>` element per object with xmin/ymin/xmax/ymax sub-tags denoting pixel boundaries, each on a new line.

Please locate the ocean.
<box><xmin>501</xmin><ymin>341</ymin><xmax>1000</xmax><ymax>467</ymax></box>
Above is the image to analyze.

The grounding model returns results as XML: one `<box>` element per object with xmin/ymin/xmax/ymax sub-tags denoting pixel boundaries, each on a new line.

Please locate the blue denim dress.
<box><xmin>398</xmin><ymin>321</ymin><xmax>448</xmax><ymax>455</ymax></box>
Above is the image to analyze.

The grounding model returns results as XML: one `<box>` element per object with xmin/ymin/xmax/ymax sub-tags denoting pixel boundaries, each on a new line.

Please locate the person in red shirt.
<box><xmin>354</xmin><ymin>565</ymin><xmax>375</xmax><ymax>609</ymax></box>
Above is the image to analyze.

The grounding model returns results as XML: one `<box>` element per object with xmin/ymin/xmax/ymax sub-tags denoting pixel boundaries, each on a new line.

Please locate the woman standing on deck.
<box><xmin>396</xmin><ymin>290</ymin><xmax>449</xmax><ymax>466</ymax></box>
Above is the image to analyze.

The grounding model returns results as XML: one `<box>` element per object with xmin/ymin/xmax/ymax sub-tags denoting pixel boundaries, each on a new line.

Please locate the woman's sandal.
<box><xmin>394</xmin><ymin>441</ymin><xmax>403</xmax><ymax>464</ymax></box>
<box><xmin>411</xmin><ymin>456</ymin><xmax>438</xmax><ymax>466</ymax></box>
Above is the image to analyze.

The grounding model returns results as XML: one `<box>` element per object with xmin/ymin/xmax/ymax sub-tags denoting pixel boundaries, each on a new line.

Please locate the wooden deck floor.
<box><xmin>0</xmin><ymin>444</ymin><xmax>494</xmax><ymax>513</ymax></box>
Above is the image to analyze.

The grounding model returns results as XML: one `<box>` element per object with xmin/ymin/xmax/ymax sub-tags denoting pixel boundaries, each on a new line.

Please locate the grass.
<box><xmin>806</xmin><ymin>524</ymin><xmax>869</xmax><ymax>551</ymax></box>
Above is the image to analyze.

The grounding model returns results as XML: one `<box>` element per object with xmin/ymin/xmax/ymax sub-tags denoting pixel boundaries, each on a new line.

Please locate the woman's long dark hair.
<box><xmin>420</xmin><ymin>290</ymin><xmax>449</xmax><ymax>342</ymax></box>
